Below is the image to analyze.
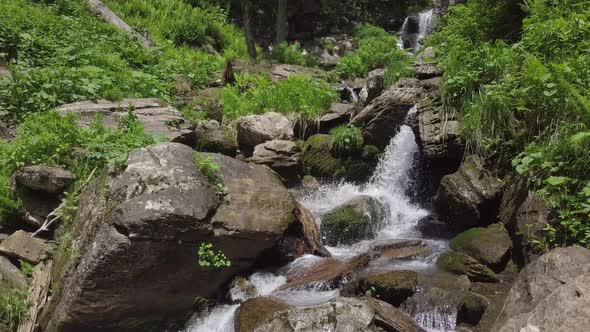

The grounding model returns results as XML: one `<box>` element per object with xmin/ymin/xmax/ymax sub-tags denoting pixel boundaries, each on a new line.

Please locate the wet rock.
<box><xmin>0</xmin><ymin>231</ymin><xmax>47</xmax><ymax>264</ymax></box>
<box><xmin>436</xmin><ymin>251</ymin><xmax>498</xmax><ymax>282</ymax></box>
<box><xmin>194</xmin><ymin>120</ymin><xmax>237</xmax><ymax>157</ymax></box>
<box><xmin>246</xmin><ymin>140</ymin><xmax>301</xmax><ymax>184</ymax></box>
<box><xmin>361</xmin><ymin>270</ymin><xmax>418</xmax><ymax>306</ymax></box>
<box><xmin>236</xmin><ymin>112</ymin><xmax>293</xmax><ymax>155</ymax></box>
<box><xmin>227</xmin><ymin>277</ymin><xmax>258</xmax><ymax>303</ymax></box>
<box><xmin>57</xmin><ymin>98</ymin><xmax>194</xmax><ymax>145</ymax></box>
<box><xmin>379</xmin><ymin>244</ymin><xmax>430</xmax><ymax>261</ymax></box>
<box><xmin>458</xmin><ymin>292</ymin><xmax>489</xmax><ymax>326</ymax></box>
<box><xmin>417</xmin><ymin>216</ymin><xmax>451</xmax><ymax>238</ymax></box>
<box><xmin>318</xmin><ymin>103</ymin><xmax>356</xmax><ymax>133</ymax></box>
<box><xmin>402</xmin><ymin>287</ymin><xmax>464</xmax><ymax>330</ymax></box>
<box><xmin>320</xmin><ymin>195</ymin><xmax>388</xmax><ymax>246</ymax></box>
<box><xmin>280</xmin><ymin>254</ymin><xmax>370</xmax><ymax>291</ymax></box>
<box><xmin>302</xmin><ymin>175</ymin><xmax>320</xmax><ymax>191</ymax></box>
<box><xmin>293</xmin><ymin>203</ymin><xmax>331</xmax><ymax>258</ymax></box>
<box><xmin>499</xmin><ymin>179</ymin><xmax>551</xmax><ymax>263</ymax></box>
<box><xmin>433</xmin><ymin>156</ymin><xmax>504</xmax><ymax>231</ymax></box>
<box><xmin>235</xmin><ymin>296</ymin><xmax>424</xmax><ymax>332</ymax></box>
<box><xmin>417</xmin><ymin>96</ymin><xmax>464</xmax><ymax>174</ymax></box>
<box><xmin>450</xmin><ymin>224</ymin><xmax>512</xmax><ymax>270</ymax></box>
<box><xmin>359</xmin><ymin>69</ymin><xmax>385</xmax><ymax>106</ymax></box>
<box><xmin>0</xmin><ymin>256</ymin><xmax>28</xmax><ymax>289</ymax></box>
<box><xmin>44</xmin><ymin>143</ymin><xmax>309</xmax><ymax>332</ymax></box>
<box><xmin>492</xmin><ymin>246</ymin><xmax>590</xmax><ymax>332</ymax></box>
<box><xmin>352</xmin><ymin>81</ymin><xmax>423</xmax><ymax>149</ymax></box>
<box><xmin>15</xmin><ymin>165</ymin><xmax>75</xmax><ymax>194</ymax></box>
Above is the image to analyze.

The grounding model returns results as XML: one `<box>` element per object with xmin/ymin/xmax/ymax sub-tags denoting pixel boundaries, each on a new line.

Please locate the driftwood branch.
<box><xmin>32</xmin><ymin>168</ymin><xmax>97</xmax><ymax>237</ymax></box>
<box><xmin>87</xmin><ymin>0</ymin><xmax>154</xmax><ymax>49</ymax></box>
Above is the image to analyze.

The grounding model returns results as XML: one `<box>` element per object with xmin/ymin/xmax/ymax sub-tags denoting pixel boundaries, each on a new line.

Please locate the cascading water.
<box><xmin>398</xmin><ymin>8</ymin><xmax>436</xmax><ymax>50</ymax></box>
<box><xmin>185</xmin><ymin>106</ymin><xmax>455</xmax><ymax>332</ymax></box>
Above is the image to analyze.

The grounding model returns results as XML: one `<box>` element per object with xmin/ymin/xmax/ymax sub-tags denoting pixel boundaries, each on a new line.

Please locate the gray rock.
<box><xmin>413</xmin><ymin>62</ymin><xmax>443</xmax><ymax>79</ymax></box>
<box><xmin>433</xmin><ymin>156</ymin><xmax>504</xmax><ymax>231</ymax></box>
<box><xmin>236</xmin><ymin>112</ymin><xmax>293</xmax><ymax>155</ymax></box>
<box><xmin>418</xmin><ymin>96</ymin><xmax>464</xmax><ymax>172</ymax></box>
<box><xmin>0</xmin><ymin>256</ymin><xmax>28</xmax><ymax>289</ymax></box>
<box><xmin>194</xmin><ymin>120</ymin><xmax>237</xmax><ymax>157</ymax></box>
<box><xmin>15</xmin><ymin>165</ymin><xmax>75</xmax><ymax>193</ymax></box>
<box><xmin>450</xmin><ymin>224</ymin><xmax>512</xmax><ymax>269</ymax></box>
<box><xmin>0</xmin><ymin>231</ymin><xmax>47</xmax><ymax>264</ymax></box>
<box><xmin>235</xmin><ymin>296</ymin><xmax>424</xmax><ymax>332</ymax></box>
<box><xmin>57</xmin><ymin>98</ymin><xmax>194</xmax><ymax>145</ymax></box>
<box><xmin>352</xmin><ymin>80</ymin><xmax>423</xmax><ymax>149</ymax></box>
<box><xmin>44</xmin><ymin>143</ymin><xmax>310</xmax><ymax>332</ymax></box>
<box><xmin>359</xmin><ymin>69</ymin><xmax>385</xmax><ymax>106</ymax></box>
<box><xmin>458</xmin><ymin>291</ymin><xmax>490</xmax><ymax>326</ymax></box>
<box><xmin>492</xmin><ymin>246</ymin><xmax>590</xmax><ymax>331</ymax></box>
<box><xmin>318</xmin><ymin>103</ymin><xmax>356</xmax><ymax>133</ymax></box>
<box><xmin>246</xmin><ymin>140</ymin><xmax>300</xmax><ymax>184</ymax></box>
<box><xmin>416</xmin><ymin>47</ymin><xmax>436</xmax><ymax>62</ymax></box>
<box><xmin>359</xmin><ymin>270</ymin><xmax>418</xmax><ymax>306</ymax></box>
<box><xmin>320</xmin><ymin>195</ymin><xmax>388</xmax><ymax>246</ymax></box>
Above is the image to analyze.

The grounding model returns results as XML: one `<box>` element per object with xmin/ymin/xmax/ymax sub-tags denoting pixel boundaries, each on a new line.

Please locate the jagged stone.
<box><xmin>236</xmin><ymin>112</ymin><xmax>293</xmax><ymax>155</ymax></box>
<box><xmin>194</xmin><ymin>120</ymin><xmax>237</xmax><ymax>157</ymax></box>
<box><xmin>0</xmin><ymin>231</ymin><xmax>47</xmax><ymax>264</ymax></box>
<box><xmin>15</xmin><ymin>165</ymin><xmax>74</xmax><ymax>194</ymax></box>
<box><xmin>246</xmin><ymin>140</ymin><xmax>300</xmax><ymax>184</ymax></box>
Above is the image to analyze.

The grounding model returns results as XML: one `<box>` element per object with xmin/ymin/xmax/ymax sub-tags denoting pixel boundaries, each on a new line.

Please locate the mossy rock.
<box><xmin>457</xmin><ymin>291</ymin><xmax>489</xmax><ymax>326</ymax></box>
<box><xmin>362</xmin><ymin>270</ymin><xmax>418</xmax><ymax>306</ymax></box>
<box><xmin>302</xmin><ymin>134</ymin><xmax>341</xmax><ymax>178</ymax></box>
<box><xmin>234</xmin><ymin>297</ymin><xmax>289</xmax><ymax>332</ymax></box>
<box><xmin>436</xmin><ymin>251</ymin><xmax>498</xmax><ymax>282</ymax></box>
<box><xmin>450</xmin><ymin>223</ymin><xmax>512</xmax><ymax>269</ymax></box>
<box><xmin>320</xmin><ymin>195</ymin><xmax>388</xmax><ymax>245</ymax></box>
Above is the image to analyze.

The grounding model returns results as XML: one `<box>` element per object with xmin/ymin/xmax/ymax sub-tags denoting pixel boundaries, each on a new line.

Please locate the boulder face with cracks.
<box><xmin>43</xmin><ymin>143</ymin><xmax>324</xmax><ymax>332</ymax></box>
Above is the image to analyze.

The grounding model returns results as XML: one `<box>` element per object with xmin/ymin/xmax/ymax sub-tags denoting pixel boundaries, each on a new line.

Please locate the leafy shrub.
<box><xmin>220</xmin><ymin>73</ymin><xmax>338</xmax><ymax>120</ymax></box>
<box><xmin>270</xmin><ymin>42</ymin><xmax>317</xmax><ymax>67</ymax></box>
<box><xmin>0</xmin><ymin>287</ymin><xmax>28</xmax><ymax>330</ymax></box>
<box><xmin>198</xmin><ymin>242</ymin><xmax>231</xmax><ymax>268</ymax></box>
<box><xmin>334</xmin><ymin>24</ymin><xmax>410</xmax><ymax>80</ymax></box>
<box><xmin>330</xmin><ymin>125</ymin><xmax>364</xmax><ymax>156</ymax></box>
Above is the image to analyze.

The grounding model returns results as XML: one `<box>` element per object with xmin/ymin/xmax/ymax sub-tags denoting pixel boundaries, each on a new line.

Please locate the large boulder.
<box><xmin>320</xmin><ymin>195</ymin><xmax>388</xmax><ymax>246</ymax></box>
<box><xmin>43</xmin><ymin>143</ymin><xmax>314</xmax><ymax>332</ymax></box>
<box><xmin>15</xmin><ymin>166</ymin><xmax>74</xmax><ymax>194</ymax></box>
<box><xmin>246</xmin><ymin>140</ymin><xmax>301</xmax><ymax>185</ymax></box>
<box><xmin>57</xmin><ymin>99</ymin><xmax>194</xmax><ymax>145</ymax></box>
<box><xmin>235</xmin><ymin>296</ymin><xmax>424</xmax><ymax>332</ymax></box>
<box><xmin>492</xmin><ymin>246</ymin><xmax>590</xmax><ymax>332</ymax></box>
<box><xmin>359</xmin><ymin>69</ymin><xmax>386</xmax><ymax>106</ymax></box>
<box><xmin>352</xmin><ymin>80</ymin><xmax>423</xmax><ymax>149</ymax></box>
<box><xmin>450</xmin><ymin>224</ymin><xmax>512</xmax><ymax>270</ymax></box>
<box><xmin>236</xmin><ymin>112</ymin><xmax>293</xmax><ymax>155</ymax></box>
<box><xmin>433</xmin><ymin>156</ymin><xmax>504</xmax><ymax>231</ymax></box>
<box><xmin>499</xmin><ymin>179</ymin><xmax>551</xmax><ymax>263</ymax></box>
<box><xmin>194</xmin><ymin>120</ymin><xmax>237</xmax><ymax>157</ymax></box>
<box><xmin>417</xmin><ymin>96</ymin><xmax>464</xmax><ymax>174</ymax></box>
<box><xmin>436</xmin><ymin>251</ymin><xmax>498</xmax><ymax>282</ymax></box>
<box><xmin>0</xmin><ymin>231</ymin><xmax>48</xmax><ymax>264</ymax></box>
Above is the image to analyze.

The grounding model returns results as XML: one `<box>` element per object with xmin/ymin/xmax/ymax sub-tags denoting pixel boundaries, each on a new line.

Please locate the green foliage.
<box><xmin>0</xmin><ymin>288</ymin><xmax>28</xmax><ymax>330</ymax></box>
<box><xmin>0</xmin><ymin>0</ymin><xmax>225</xmax><ymax>120</ymax></box>
<box><xmin>269</xmin><ymin>42</ymin><xmax>317</xmax><ymax>67</ymax></box>
<box><xmin>220</xmin><ymin>73</ymin><xmax>337</xmax><ymax>120</ymax></box>
<box><xmin>0</xmin><ymin>111</ymin><xmax>156</xmax><ymax>227</ymax></box>
<box><xmin>19</xmin><ymin>260</ymin><xmax>34</xmax><ymax>278</ymax></box>
<box><xmin>429</xmin><ymin>0</ymin><xmax>590</xmax><ymax>249</ymax></box>
<box><xmin>194</xmin><ymin>152</ymin><xmax>227</xmax><ymax>195</ymax></box>
<box><xmin>198</xmin><ymin>242</ymin><xmax>231</xmax><ymax>268</ymax></box>
<box><xmin>334</xmin><ymin>24</ymin><xmax>410</xmax><ymax>80</ymax></box>
<box><xmin>330</xmin><ymin>125</ymin><xmax>364</xmax><ymax>156</ymax></box>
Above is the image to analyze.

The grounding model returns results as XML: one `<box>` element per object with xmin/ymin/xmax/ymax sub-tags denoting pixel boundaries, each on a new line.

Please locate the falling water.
<box><xmin>185</xmin><ymin>107</ymin><xmax>455</xmax><ymax>332</ymax></box>
<box><xmin>417</xmin><ymin>9</ymin><xmax>435</xmax><ymax>42</ymax></box>
<box><xmin>398</xmin><ymin>8</ymin><xmax>436</xmax><ymax>50</ymax></box>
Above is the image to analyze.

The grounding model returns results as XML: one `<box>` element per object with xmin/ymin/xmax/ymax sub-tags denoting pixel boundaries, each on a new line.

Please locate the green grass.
<box><xmin>330</xmin><ymin>125</ymin><xmax>364</xmax><ymax>157</ymax></box>
<box><xmin>269</xmin><ymin>42</ymin><xmax>318</xmax><ymax>67</ymax></box>
<box><xmin>220</xmin><ymin>73</ymin><xmax>338</xmax><ymax>121</ymax></box>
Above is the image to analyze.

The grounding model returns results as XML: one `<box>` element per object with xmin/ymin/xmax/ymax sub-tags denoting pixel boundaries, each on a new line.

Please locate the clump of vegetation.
<box><xmin>428</xmin><ymin>0</ymin><xmax>590</xmax><ymax>250</ymax></box>
<box><xmin>18</xmin><ymin>260</ymin><xmax>34</xmax><ymax>278</ymax></box>
<box><xmin>198</xmin><ymin>242</ymin><xmax>231</xmax><ymax>268</ymax></box>
<box><xmin>334</xmin><ymin>24</ymin><xmax>411</xmax><ymax>81</ymax></box>
<box><xmin>0</xmin><ymin>287</ymin><xmax>28</xmax><ymax>330</ymax></box>
<box><xmin>269</xmin><ymin>42</ymin><xmax>317</xmax><ymax>67</ymax></box>
<box><xmin>220</xmin><ymin>73</ymin><xmax>338</xmax><ymax>121</ymax></box>
<box><xmin>330</xmin><ymin>125</ymin><xmax>364</xmax><ymax>156</ymax></box>
<box><xmin>194</xmin><ymin>152</ymin><xmax>227</xmax><ymax>195</ymax></box>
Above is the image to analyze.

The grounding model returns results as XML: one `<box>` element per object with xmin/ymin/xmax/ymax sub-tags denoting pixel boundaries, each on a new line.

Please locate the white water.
<box><xmin>185</xmin><ymin>114</ymin><xmax>455</xmax><ymax>332</ymax></box>
<box><xmin>398</xmin><ymin>8</ymin><xmax>436</xmax><ymax>50</ymax></box>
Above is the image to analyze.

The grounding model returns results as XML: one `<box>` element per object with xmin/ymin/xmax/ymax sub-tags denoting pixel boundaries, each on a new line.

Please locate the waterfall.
<box><xmin>398</xmin><ymin>8</ymin><xmax>436</xmax><ymax>50</ymax></box>
<box><xmin>417</xmin><ymin>9</ymin><xmax>435</xmax><ymax>43</ymax></box>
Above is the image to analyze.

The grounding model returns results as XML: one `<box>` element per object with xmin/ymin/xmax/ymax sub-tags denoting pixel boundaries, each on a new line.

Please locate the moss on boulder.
<box><xmin>436</xmin><ymin>251</ymin><xmax>498</xmax><ymax>282</ymax></box>
<box><xmin>362</xmin><ymin>270</ymin><xmax>418</xmax><ymax>306</ymax></box>
<box><xmin>457</xmin><ymin>291</ymin><xmax>490</xmax><ymax>326</ymax></box>
<box><xmin>320</xmin><ymin>195</ymin><xmax>388</xmax><ymax>245</ymax></box>
<box><xmin>450</xmin><ymin>224</ymin><xmax>512</xmax><ymax>270</ymax></box>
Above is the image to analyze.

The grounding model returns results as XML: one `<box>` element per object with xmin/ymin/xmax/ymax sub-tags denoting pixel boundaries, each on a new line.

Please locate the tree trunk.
<box><xmin>241</xmin><ymin>0</ymin><xmax>257</xmax><ymax>59</ymax></box>
<box><xmin>275</xmin><ymin>0</ymin><xmax>289</xmax><ymax>44</ymax></box>
<box><xmin>87</xmin><ymin>0</ymin><xmax>153</xmax><ymax>49</ymax></box>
